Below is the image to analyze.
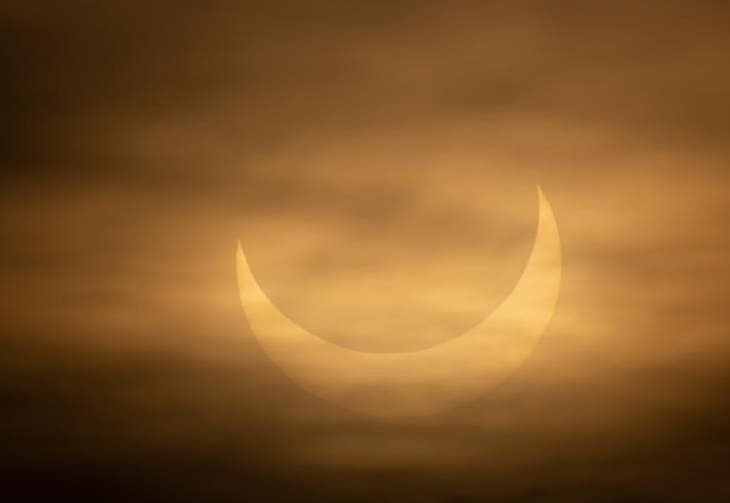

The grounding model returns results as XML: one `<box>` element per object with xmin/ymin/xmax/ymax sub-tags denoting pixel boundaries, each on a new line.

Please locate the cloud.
<box><xmin>3</xmin><ymin>1</ymin><xmax>730</xmax><ymax>501</ymax></box>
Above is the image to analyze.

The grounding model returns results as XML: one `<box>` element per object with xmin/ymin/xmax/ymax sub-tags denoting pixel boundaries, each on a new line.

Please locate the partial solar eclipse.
<box><xmin>237</xmin><ymin>186</ymin><xmax>561</xmax><ymax>416</ymax></box>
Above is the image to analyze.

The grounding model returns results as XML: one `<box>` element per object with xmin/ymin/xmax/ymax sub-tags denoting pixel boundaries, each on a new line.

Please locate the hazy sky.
<box><xmin>3</xmin><ymin>2</ymin><xmax>730</xmax><ymax>501</ymax></box>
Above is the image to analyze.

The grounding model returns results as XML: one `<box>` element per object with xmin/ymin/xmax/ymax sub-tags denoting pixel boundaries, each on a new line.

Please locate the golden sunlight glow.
<box><xmin>237</xmin><ymin>187</ymin><xmax>561</xmax><ymax>416</ymax></box>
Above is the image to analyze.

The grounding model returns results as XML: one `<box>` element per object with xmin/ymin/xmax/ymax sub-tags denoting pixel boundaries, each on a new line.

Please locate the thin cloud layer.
<box><xmin>3</xmin><ymin>1</ymin><xmax>730</xmax><ymax>501</ymax></box>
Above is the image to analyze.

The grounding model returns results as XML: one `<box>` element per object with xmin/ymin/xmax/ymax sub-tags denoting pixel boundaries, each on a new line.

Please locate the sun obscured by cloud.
<box><xmin>3</xmin><ymin>1</ymin><xmax>730</xmax><ymax>501</ymax></box>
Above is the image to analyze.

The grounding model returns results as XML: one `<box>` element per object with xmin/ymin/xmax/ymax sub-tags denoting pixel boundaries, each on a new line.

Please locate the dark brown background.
<box><xmin>3</xmin><ymin>1</ymin><xmax>730</xmax><ymax>501</ymax></box>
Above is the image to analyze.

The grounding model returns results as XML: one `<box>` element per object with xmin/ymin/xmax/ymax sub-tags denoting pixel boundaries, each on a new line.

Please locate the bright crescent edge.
<box><xmin>237</xmin><ymin>186</ymin><xmax>561</xmax><ymax>416</ymax></box>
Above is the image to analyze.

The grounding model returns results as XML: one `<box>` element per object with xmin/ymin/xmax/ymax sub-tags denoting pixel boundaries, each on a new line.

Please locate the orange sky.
<box><xmin>3</xmin><ymin>1</ymin><xmax>730</xmax><ymax>501</ymax></box>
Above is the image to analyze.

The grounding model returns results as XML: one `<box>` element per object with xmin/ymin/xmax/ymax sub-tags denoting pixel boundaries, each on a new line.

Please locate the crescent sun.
<box><xmin>237</xmin><ymin>186</ymin><xmax>561</xmax><ymax>417</ymax></box>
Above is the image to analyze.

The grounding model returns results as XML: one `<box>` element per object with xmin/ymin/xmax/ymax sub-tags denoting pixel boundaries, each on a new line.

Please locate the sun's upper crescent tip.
<box><xmin>236</xmin><ymin>241</ymin><xmax>247</xmax><ymax>266</ymax></box>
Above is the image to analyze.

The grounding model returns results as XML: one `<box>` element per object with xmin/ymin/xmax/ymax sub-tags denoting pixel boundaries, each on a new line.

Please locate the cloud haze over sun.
<box><xmin>2</xmin><ymin>2</ymin><xmax>730</xmax><ymax>501</ymax></box>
